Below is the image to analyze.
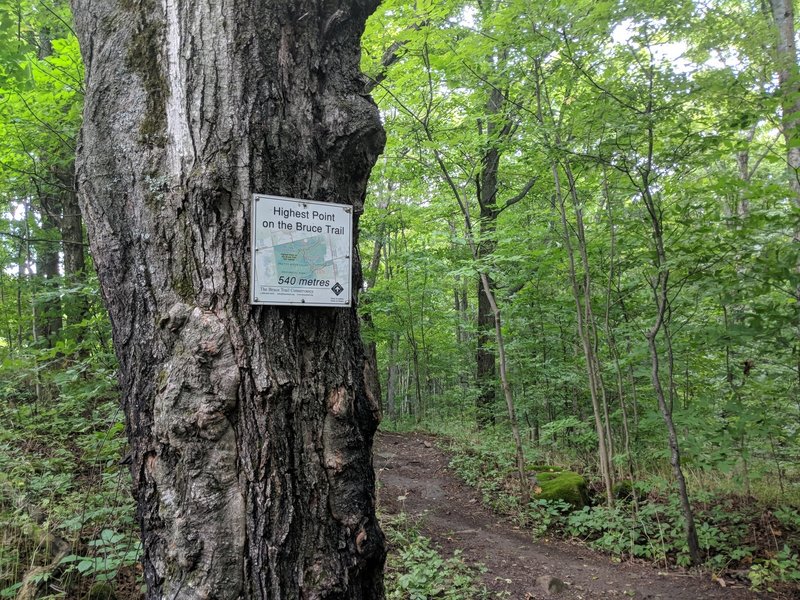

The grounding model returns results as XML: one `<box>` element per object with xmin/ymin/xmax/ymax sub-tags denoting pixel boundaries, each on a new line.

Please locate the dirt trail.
<box><xmin>375</xmin><ymin>431</ymin><xmax>763</xmax><ymax>599</ymax></box>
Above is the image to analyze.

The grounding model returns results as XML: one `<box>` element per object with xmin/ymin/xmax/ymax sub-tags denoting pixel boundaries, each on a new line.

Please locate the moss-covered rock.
<box><xmin>531</xmin><ymin>466</ymin><xmax>589</xmax><ymax>509</ymax></box>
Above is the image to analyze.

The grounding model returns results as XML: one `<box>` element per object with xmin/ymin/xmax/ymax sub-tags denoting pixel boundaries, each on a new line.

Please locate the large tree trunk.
<box><xmin>72</xmin><ymin>1</ymin><xmax>386</xmax><ymax>598</ymax></box>
<box><xmin>474</xmin><ymin>86</ymin><xmax>503</xmax><ymax>428</ymax></box>
<box><xmin>475</xmin><ymin>221</ymin><xmax>497</xmax><ymax>426</ymax></box>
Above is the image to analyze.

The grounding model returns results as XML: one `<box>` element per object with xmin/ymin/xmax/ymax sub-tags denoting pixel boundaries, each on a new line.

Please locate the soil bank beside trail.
<box><xmin>375</xmin><ymin>430</ymin><xmax>764</xmax><ymax>599</ymax></box>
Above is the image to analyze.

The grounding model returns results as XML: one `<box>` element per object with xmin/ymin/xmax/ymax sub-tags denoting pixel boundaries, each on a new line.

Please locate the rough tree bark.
<box><xmin>72</xmin><ymin>1</ymin><xmax>386</xmax><ymax>598</ymax></box>
<box><xmin>474</xmin><ymin>85</ymin><xmax>534</xmax><ymax>427</ymax></box>
<box><xmin>475</xmin><ymin>88</ymin><xmax>502</xmax><ymax>426</ymax></box>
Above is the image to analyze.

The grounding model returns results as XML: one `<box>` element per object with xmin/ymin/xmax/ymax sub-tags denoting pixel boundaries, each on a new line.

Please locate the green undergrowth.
<box><xmin>384</xmin><ymin>417</ymin><xmax>800</xmax><ymax>594</ymax></box>
<box><xmin>0</xmin><ymin>345</ymin><xmax>141</xmax><ymax>599</ymax></box>
<box><xmin>382</xmin><ymin>512</ymin><xmax>499</xmax><ymax>599</ymax></box>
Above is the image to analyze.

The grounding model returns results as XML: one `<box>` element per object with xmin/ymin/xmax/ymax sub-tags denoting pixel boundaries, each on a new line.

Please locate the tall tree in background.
<box><xmin>72</xmin><ymin>0</ymin><xmax>386</xmax><ymax>597</ymax></box>
<box><xmin>769</xmin><ymin>0</ymin><xmax>800</xmax><ymax>206</ymax></box>
<box><xmin>768</xmin><ymin>0</ymin><xmax>800</xmax><ymax>310</ymax></box>
<box><xmin>0</xmin><ymin>0</ymin><xmax>86</xmax><ymax>363</ymax></box>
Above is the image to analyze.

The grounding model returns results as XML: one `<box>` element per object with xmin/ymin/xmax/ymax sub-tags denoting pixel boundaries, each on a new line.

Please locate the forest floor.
<box><xmin>375</xmin><ymin>430</ymin><xmax>767</xmax><ymax>600</ymax></box>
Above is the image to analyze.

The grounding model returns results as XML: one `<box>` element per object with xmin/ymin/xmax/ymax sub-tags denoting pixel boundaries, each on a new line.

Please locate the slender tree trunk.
<box><xmin>35</xmin><ymin>194</ymin><xmax>62</xmax><ymax>348</ymax></box>
<box><xmin>533</xmin><ymin>58</ymin><xmax>613</xmax><ymax>502</ymax></box>
<box><xmin>399</xmin><ymin>225</ymin><xmax>423</xmax><ymax>420</ymax></box>
<box><xmin>419</xmin><ymin>267</ymin><xmax>433</xmax><ymax>397</ymax></box>
<box><xmin>402</xmin><ymin>364</ymin><xmax>410</xmax><ymax>417</ymax></box>
<box><xmin>427</xmin><ymin>145</ymin><xmax>529</xmax><ymax>504</ymax></box>
<box><xmin>72</xmin><ymin>1</ymin><xmax>386</xmax><ymax>597</ymax></box>
<box><xmin>24</xmin><ymin>204</ymin><xmax>44</xmax><ymax>404</ymax></box>
<box><xmin>16</xmin><ymin>238</ymin><xmax>24</xmax><ymax>350</ymax></box>
<box><xmin>564</xmin><ymin>160</ymin><xmax>616</xmax><ymax>469</ymax></box>
<box><xmin>382</xmin><ymin>238</ymin><xmax>399</xmax><ymax>421</ymax></box>
<box><xmin>646</xmin><ymin>287</ymin><xmax>701</xmax><ymax>565</ymax></box>
<box><xmin>663</xmin><ymin>318</ymin><xmax>678</xmax><ymax>414</ymax></box>
<box><xmin>603</xmin><ymin>177</ymin><xmax>636</xmax><ymax>487</ymax></box>
<box><xmin>57</xmin><ymin>164</ymin><xmax>89</xmax><ymax>337</ymax></box>
<box><xmin>640</xmin><ymin>180</ymin><xmax>702</xmax><ymax>566</ymax></box>
<box><xmin>361</xmin><ymin>186</ymin><xmax>391</xmax><ymax>424</ymax></box>
<box><xmin>769</xmin><ymin>0</ymin><xmax>800</xmax><ymax>207</ymax></box>
<box><xmin>552</xmin><ymin>161</ymin><xmax>614</xmax><ymax>506</ymax></box>
<box><xmin>471</xmin><ymin>14</ymin><xmax>510</xmax><ymax>429</ymax></box>
<box><xmin>415</xmin><ymin>27</ymin><xmax>528</xmax><ymax>502</ymax></box>
<box><xmin>617</xmin><ymin>297</ymin><xmax>640</xmax><ymax>429</ymax></box>
<box><xmin>386</xmin><ymin>334</ymin><xmax>399</xmax><ymax>421</ymax></box>
<box><xmin>409</xmin><ymin>336</ymin><xmax>423</xmax><ymax>421</ymax></box>
<box><xmin>454</xmin><ymin>286</ymin><xmax>463</xmax><ymax>342</ymax></box>
<box><xmin>1</xmin><ymin>278</ymin><xmax>13</xmax><ymax>357</ymax></box>
<box><xmin>768</xmin><ymin>0</ymin><xmax>800</xmax><ymax>378</ymax></box>
<box><xmin>480</xmin><ymin>269</ymin><xmax>529</xmax><ymax>504</ymax></box>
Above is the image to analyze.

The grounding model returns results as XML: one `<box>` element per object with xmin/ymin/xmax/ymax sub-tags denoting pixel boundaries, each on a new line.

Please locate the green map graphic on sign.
<box><xmin>274</xmin><ymin>236</ymin><xmax>332</xmax><ymax>279</ymax></box>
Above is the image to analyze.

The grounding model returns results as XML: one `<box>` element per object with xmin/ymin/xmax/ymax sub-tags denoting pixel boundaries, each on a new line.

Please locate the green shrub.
<box><xmin>748</xmin><ymin>546</ymin><xmax>800</xmax><ymax>592</ymax></box>
<box><xmin>382</xmin><ymin>513</ymin><xmax>491</xmax><ymax>600</ymax></box>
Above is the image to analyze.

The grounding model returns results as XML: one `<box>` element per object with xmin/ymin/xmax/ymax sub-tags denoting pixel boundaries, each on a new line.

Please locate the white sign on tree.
<box><xmin>250</xmin><ymin>194</ymin><xmax>353</xmax><ymax>306</ymax></box>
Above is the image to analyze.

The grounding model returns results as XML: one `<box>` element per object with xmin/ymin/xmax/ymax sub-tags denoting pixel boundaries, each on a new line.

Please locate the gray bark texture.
<box><xmin>71</xmin><ymin>1</ymin><xmax>386</xmax><ymax>598</ymax></box>
<box><xmin>474</xmin><ymin>86</ymin><xmax>503</xmax><ymax>427</ymax></box>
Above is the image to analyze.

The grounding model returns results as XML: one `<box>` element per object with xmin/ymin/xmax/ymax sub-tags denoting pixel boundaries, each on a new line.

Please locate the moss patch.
<box><xmin>171</xmin><ymin>232</ymin><xmax>197</xmax><ymax>302</ymax></box>
<box><xmin>125</xmin><ymin>0</ymin><xmax>167</xmax><ymax>146</ymax></box>
<box><xmin>172</xmin><ymin>272</ymin><xmax>195</xmax><ymax>302</ymax></box>
<box><xmin>531</xmin><ymin>467</ymin><xmax>589</xmax><ymax>509</ymax></box>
